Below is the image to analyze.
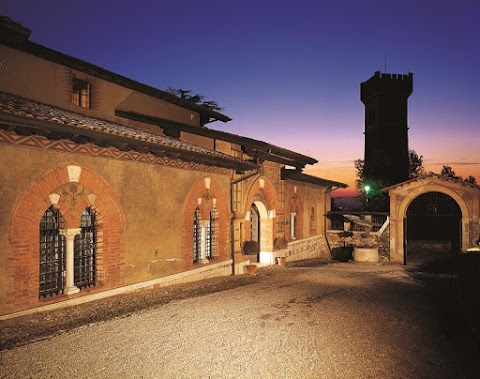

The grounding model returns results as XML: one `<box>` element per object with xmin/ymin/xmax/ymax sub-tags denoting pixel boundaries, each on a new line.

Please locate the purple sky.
<box><xmin>2</xmin><ymin>0</ymin><xmax>480</xmax><ymax>195</ymax></box>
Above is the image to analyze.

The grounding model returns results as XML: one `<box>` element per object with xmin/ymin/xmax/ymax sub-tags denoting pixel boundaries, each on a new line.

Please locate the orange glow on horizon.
<box><xmin>305</xmin><ymin>161</ymin><xmax>480</xmax><ymax>199</ymax></box>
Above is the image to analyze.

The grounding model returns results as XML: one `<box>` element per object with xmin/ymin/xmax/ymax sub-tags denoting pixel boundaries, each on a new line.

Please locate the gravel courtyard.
<box><xmin>1</xmin><ymin>256</ymin><xmax>478</xmax><ymax>379</ymax></box>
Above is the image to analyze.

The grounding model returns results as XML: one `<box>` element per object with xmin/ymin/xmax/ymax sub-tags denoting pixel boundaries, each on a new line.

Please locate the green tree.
<box><xmin>464</xmin><ymin>175</ymin><xmax>477</xmax><ymax>184</ymax></box>
<box><xmin>355</xmin><ymin>149</ymin><xmax>425</xmax><ymax>190</ymax></box>
<box><xmin>355</xmin><ymin>149</ymin><xmax>425</xmax><ymax>211</ymax></box>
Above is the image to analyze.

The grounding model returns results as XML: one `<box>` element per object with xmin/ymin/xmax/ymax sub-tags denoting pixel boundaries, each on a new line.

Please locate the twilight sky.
<box><xmin>2</xmin><ymin>0</ymin><xmax>480</xmax><ymax>196</ymax></box>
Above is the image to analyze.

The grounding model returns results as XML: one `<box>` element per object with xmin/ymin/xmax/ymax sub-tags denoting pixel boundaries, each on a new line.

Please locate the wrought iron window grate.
<box><xmin>39</xmin><ymin>206</ymin><xmax>65</xmax><ymax>298</ymax></box>
<box><xmin>407</xmin><ymin>192</ymin><xmax>461</xmax><ymax>216</ymax></box>
<box><xmin>193</xmin><ymin>208</ymin><xmax>201</xmax><ymax>263</ymax></box>
<box><xmin>206</xmin><ymin>208</ymin><xmax>217</xmax><ymax>260</ymax></box>
<box><xmin>74</xmin><ymin>207</ymin><xmax>97</xmax><ymax>289</ymax></box>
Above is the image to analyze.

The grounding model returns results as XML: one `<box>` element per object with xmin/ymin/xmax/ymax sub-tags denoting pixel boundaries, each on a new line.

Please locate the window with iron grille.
<box><xmin>206</xmin><ymin>208</ymin><xmax>217</xmax><ymax>260</ymax></box>
<box><xmin>193</xmin><ymin>208</ymin><xmax>201</xmax><ymax>263</ymax></box>
<box><xmin>39</xmin><ymin>206</ymin><xmax>65</xmax><ymax>298</ymax></box>
<box><xmin>290</xmin><ymin>213</ymin><xmax>297</xmax><ymax>240</ymax></box>
<box><xmin>74</xmin><ymin>207</ymin><xmax>96</xmax><ymax>289</ymax></box>
<box><xmin>72</xmin><ymin>78</ymin><xmax>91</xmax><ymax>108</ymax></box>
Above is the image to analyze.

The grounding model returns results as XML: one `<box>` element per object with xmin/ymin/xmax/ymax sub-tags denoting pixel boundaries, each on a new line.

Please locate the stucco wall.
<box><xmin>0</xmin><ymin>45</ymin><xmax>199</xmax><ymax>127</ymax></box>
<box><xmin>0</xmin><ymin>142</ymin><xmax>231</xmax><ymax>314</ymax></box>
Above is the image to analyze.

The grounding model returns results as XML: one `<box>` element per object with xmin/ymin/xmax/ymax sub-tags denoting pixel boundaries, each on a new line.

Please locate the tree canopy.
<box><xmin>441</xmin><ymin>165</ymin><xmax>477</xmax><ymax>184</ymax></box>
<box><xmin>166</xmin><ymin>87</ymin><xmax>224</xmax><ymax>112</ymax></box>
<box><xmin>354</xmin><ymin>149</ymin><xmax>425</xmax><ymax>211</ymax></box>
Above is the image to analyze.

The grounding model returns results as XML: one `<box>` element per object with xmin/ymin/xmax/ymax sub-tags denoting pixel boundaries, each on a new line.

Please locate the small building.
<box><xmin>0</xmin><ymin>17</ymin><xmax>346</xmax><ymax>318</ymax></box>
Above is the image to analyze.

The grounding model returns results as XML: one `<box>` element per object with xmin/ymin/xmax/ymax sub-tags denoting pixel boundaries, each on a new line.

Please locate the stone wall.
<box><xmin>277</xmin><ymin>235</ymin><xmax>330</xmax><ymax>262</ymax></box>
<box><xmin>326</xmin><ymin>217</ymin><xmax>391</xmax><ymax>261</ymax></box>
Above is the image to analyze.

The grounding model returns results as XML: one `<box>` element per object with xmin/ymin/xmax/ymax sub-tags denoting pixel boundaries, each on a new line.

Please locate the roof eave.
<box><xmin>116</xmin><ymin>109</ymin><xmax>316</xmax><ymax>168</ymax></box>
<box><xmin>0</xmin><ymin>113</ymin><xmax>254</xmax><ymax>171</ymax></box>
<box><xmin>281</xmin><ymin>168</ymin><xmax>348</xmax><ymax>189</ymax></box>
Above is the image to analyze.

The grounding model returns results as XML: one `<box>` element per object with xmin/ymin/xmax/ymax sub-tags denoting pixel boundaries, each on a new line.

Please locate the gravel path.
<box><xmin>0</xmin><ymin>257</ymin><xmax>478</xmax><ymax>379</ymax></box>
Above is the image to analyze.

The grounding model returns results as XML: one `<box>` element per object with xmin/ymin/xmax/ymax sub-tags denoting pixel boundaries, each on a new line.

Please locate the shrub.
<box><xmin>242</xmin><ymin>241</ymin><xmax>260</xmax><ymax>255</ymax></box>
<box><xmin>274</xmin><ymin>237</ymin><xmax>288</xmax><ymax>250</ymax></box>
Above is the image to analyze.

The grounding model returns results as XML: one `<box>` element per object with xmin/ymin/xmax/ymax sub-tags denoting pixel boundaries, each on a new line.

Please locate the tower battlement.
<box><xmin>361</xmin><ymin>71</ymin><xmax>413</xmax><ymax>104</ymax></box>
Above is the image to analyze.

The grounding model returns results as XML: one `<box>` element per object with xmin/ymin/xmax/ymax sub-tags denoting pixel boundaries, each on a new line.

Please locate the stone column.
<box><xmin>60</xmin><ymin>228</ymin><xmax>81</xmax><ymax>295</ymax></box>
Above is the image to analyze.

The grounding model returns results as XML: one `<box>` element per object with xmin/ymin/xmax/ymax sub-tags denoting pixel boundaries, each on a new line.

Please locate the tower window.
<box><xmin>72</xmin><ymin>79</ymin><xmax>91</xmax><ymax>108</ymax></box>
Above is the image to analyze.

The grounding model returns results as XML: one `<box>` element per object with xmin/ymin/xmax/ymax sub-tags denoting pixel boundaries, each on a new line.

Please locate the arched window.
<box><xmin>193</xmin><ymin>208</ymin><xmax>201</xmax><ymax>263</ymax></box>
<box><xmin>206</xmin><ymin>208</ymin><xmax>217</xmax><ymax>260</ymax></box>
<box><xmin>74</xmin><ymin>207</ymin><xmax>97</xmax><ymax>289</ymax></box>
<box><xmin>39</xmin><ymin>206</ymin><xmax>65</xmax><ymax>298</ymax></box>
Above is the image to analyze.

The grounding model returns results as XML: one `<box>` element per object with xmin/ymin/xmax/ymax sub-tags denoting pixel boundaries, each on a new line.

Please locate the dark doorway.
<box><xmin>405</xmin><ymin>192</ymin><xmax>462</xmax><ymax>261</ymax></box>
<box><xmin>250</xmin><ymin>203</ymin><xmax>260</xmax><ymax>243</ymax></box>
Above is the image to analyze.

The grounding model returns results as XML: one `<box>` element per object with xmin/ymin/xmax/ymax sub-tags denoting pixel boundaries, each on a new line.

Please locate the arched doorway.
<box><xmin>243</xmin><ymin>176</ymin><xmax>277</xmax><ymax>265</ymax></box>
<box><xmin>249</xmin><ymin>200</ymin><xmax>274</xmax><ymax>264</ymax></box>
<box><xmin>405</xmin><ymin>191</ymin><xmax>462</xmax><ymax>262</ymax></box>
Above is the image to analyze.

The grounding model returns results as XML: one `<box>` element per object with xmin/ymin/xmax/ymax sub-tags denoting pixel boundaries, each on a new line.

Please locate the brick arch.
<box><xmin>244</xmin><ymin>176</ymin><xmax>278</xmax><ymax>213</ymax></box>
<box><xmin>5</xmin><ymin>163</ymin><xmax>125</xmax><ymax>315</ymax></box>
<box><xmin>244</xmin><ymin>177</ymin><xmax>278</xmax><ymax>257</ymax></box>
<box><xmin>182</xmin><ymin>177</ymin><xmax>230</xmax><ymax>269</ymax></box>
<box><xmin>286</xmin><ymin>186</ymin><xmax>304</xmax><ymax>240</ymax></box>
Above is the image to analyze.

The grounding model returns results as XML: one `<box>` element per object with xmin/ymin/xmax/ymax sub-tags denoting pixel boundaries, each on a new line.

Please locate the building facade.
<box><xmin>0</xmin><ymin>17</ymin><xmax>346</xmax><ymax>318</ymax></box>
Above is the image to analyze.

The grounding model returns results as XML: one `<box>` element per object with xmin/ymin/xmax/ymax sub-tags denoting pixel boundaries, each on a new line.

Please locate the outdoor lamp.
<box><xmin>364</xmin><ymin>184</ymin><xmax>371</xmax><ymax>210</ymax></box>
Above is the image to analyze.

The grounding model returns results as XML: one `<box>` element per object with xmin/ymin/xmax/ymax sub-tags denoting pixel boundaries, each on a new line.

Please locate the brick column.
<box><xmin>60</xmin><ymin>228</ymin><xmax>81</xmax><ymax>295</ymax></box>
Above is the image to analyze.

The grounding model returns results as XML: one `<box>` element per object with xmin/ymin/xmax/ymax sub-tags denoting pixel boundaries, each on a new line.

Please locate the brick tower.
<box><xmin>360</xmin><ymin>71</ymin><xmax>413</xmax><ymax>187</ymax></box>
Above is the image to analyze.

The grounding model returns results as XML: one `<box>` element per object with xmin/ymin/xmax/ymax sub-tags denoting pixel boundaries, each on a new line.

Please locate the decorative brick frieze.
<box><xmin>0</xmin><ymin>130</ymin><xmax>229</xmax><ymax>174</ymax></box>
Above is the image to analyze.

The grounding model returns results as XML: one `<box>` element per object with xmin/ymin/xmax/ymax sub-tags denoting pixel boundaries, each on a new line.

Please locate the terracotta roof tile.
<box><xmin>0</xmin><ymin>91</ymin><xmax>253</xmax><ymax>169</ymax></box>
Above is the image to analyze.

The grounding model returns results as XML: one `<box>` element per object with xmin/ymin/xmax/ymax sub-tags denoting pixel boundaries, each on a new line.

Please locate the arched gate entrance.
<box><xmin>405</xmin><ymin>191</ymin><xmax>462</xmax><ymax>263</ymax></box>
<box><xmin>385</xmin><ymin>174</ymin><xmax>480</xmax><ymax>264</ymax></box>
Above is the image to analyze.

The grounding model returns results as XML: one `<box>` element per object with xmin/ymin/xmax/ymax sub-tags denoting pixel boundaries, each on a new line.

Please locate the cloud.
<box><xmin>426</xmin><ymin>161</ymin><xmax>480</xmax><ymax>167</ymax></box>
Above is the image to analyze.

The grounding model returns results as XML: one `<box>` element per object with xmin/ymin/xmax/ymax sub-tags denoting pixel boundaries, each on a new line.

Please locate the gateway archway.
<box><xmin>405</xmin><ymin>191</ymin><xmax>462</xmax><ymax>262</ymax></box>
<box><xmin>385</xmin><ymin>174</ymin><xmax>480</xmax><ymax>263</ymax></box>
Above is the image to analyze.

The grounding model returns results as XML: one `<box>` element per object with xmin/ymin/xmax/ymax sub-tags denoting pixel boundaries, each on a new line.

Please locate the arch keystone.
<box><xmin>67</xmin><ymin>165</ymin><xmax>82</xmax><ymax>182</ymax></box>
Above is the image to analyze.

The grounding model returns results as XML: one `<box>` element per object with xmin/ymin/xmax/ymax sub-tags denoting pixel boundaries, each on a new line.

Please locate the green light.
<box><xmin>364</xmin><ymin>185</ymin><xmax>371</xmax><ymax>194</ymax></box>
